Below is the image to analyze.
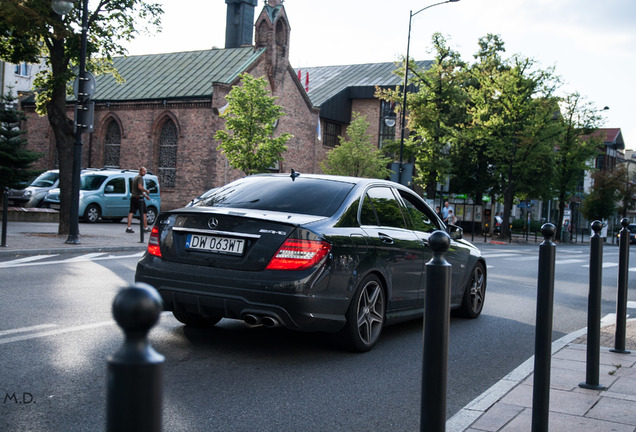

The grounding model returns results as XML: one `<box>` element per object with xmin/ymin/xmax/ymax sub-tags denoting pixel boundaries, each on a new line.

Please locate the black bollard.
<box><xmin>579</xmin><ymin>221</ymin><xmax>607</xmax><ymax>390</ymax></box>
<box><xmin>531</xmin><ymin>224</ymin><xmax>556</xmax><ymax>432</ymax></box>
<box><xmin>1</xmin><ymin>187</ymin><xmax>8</xmax><ymax>247</ymax></box>
<box><xmin>139</xmin><ymin>206</ymin><xmax>145</xmax><ymax>243</ymax></box>
<box><xmin>420</xmin><ymin>230</ymin><xmax>451</xmax><ymax>432</ymax></box>
<box><xmin>611</xmin><ymin>218</ymin><xmax>631</xmax><ymax>354</ymax></box>
<box><xmin>107</xmin><ymin>283</ymin><xmax>164</xmax><ymax>432</ymax></box>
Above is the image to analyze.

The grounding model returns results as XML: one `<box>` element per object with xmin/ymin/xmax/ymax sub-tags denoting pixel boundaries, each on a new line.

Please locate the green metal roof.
<box><xmin>297</xmin><ymin>60</ymin><xmax>432</xmax><ymax>107</ymax></box>
<box><xmin>93</xmin><ymin>47</ymin><xmax>265</xmax><ymax>101</ymax></box>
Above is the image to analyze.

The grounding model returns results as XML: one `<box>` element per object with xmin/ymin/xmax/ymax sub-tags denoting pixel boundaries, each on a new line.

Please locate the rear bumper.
<box><xmin>135</xmin><ymin>255</ymin><xmax>349</xmax><ymax>333</ymax></box>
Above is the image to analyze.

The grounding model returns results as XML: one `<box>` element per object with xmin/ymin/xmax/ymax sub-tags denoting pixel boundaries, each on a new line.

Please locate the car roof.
<box><xmin>248</xmin><ymin>172</ymin><xmax>403</xmax><ymax>188</ymax></box>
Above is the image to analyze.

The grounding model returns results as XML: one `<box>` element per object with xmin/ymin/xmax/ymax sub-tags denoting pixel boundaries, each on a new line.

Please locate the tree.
<box><xmin>581</xmin><ymin>168</ymin><xmax>623</xmax><ymax>222</ymax></box>
<box><xmin>376</xmin><ymin>33</ymin><xmax>466</xmax><ymax>197</ymax></box>
<box><xmin>216</xmin><ymin>73</ymin><xmax>292</xmax><ymax>176</ymax></box>
<box><xmin>552</xmin><ymin>92</ymin><xmax>604</xmax><ymax>241</ymax></box>
<box><xmin>0</xmin><ymin>0</ymin><xmax>162</xmax><ymax>234</ymax></box>
<box><xmin>0</xmin><ymin>88</ymin><xmax>42</xmax><ymax>196</ymax></box>
<box><xmin>320</xmin><ymin>112</ymin><xmax>391</xmax><ymax>178</ymax></box>
<box><xmin>464</xmin><ymin>34</ymin><xmax>560</xmax><ymax>238</ymax></box>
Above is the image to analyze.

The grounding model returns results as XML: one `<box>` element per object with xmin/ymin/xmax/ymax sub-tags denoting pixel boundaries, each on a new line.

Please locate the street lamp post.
<box><xmin>398</xmin><ymin>0</ymin><xmax>460</xmax><ymax>186</ymax></box>
<box><xmin>52</xmin><ymin>0</ymin><xmax>91</xmax><ymax>244</ymax></box>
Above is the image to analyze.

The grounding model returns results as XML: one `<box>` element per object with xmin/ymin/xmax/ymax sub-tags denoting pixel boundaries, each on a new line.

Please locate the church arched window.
<box><xmin>104</xmin><ymin>120</ymin><xmax>121</xmax><ymax>167</ymax></box>
<box><xmin>158</xmin><ymin>119</ymin><xmax>178</xmax><ymax>188</ymax></box>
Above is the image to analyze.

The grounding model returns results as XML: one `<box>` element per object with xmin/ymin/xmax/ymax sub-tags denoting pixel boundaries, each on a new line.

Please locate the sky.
<box><xmin>123</xmin><ymin>0</ymin><xmax>636</xmax><ymax>149</ymax></box>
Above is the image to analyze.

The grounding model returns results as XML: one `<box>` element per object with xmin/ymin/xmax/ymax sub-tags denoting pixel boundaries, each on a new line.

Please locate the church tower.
<box><xmin>254</xmin><ymin>0</ymin><xmax>291</xmax><ymax>90</ymax></box>
<box><xmin>225</xmin><ymin>0</ymin><xmax>258</xmax><ymax>48</ymax></box>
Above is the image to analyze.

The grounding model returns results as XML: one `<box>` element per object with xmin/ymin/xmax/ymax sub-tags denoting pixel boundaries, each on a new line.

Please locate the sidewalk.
<box><xmin>1</xmin><ymin>221</ymin><xmax>635</xmax><ymax>431</ymax></box>
<box><xmin>449</xmin><ymin>318</ymin><xmax>636</xmax><ymax>431</ymax></box>
<box><xmin>0</xmin><ymin>220</ymin><xmax>149</xmax><ymax>257</ymax></box>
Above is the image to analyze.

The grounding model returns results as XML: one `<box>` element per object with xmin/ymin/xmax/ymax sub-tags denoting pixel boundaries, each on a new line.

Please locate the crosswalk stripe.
<box><xmin>0</xmin><ymin>254</ymin><xmax>58</xmax><ymax>267</ymax></box>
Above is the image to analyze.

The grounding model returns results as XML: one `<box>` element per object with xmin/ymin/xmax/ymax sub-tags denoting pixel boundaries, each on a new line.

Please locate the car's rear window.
<box><xmin>80</xmin><ymin>175</ymin><xmax>108</xmax><ymax>191</ymax></box>
<box><xmin>193</xmin><ymin>176</ymin><xmax>354</xmax><ymax>217</ymax></box>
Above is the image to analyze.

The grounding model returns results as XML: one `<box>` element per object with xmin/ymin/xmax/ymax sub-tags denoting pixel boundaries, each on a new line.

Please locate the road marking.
<box><xmin>0</xmin><ymin>255</ymin><xmax>58</xmax><ymax>268</ymax></box>
<box><xmin>65</xmin><ymin>253</ymin><xmax>107</xmax><ymax>262</ymax></box>
<box><xmin>504</xmin><ymin>256</ymin><xmax>537</xmax><ymax>261</ymax></box>
<box><xmin>554</xmin><ymin>259</ymin><xmax>587</xmax><ymax>265</ymax></box>
<box><xmin>482</xmin><ymin>253</ymin><xmax>522</xmax><ymax>259</ymax></box>
<box><xmin>628</xmin><ymin>301</ymin><xmax>636</xmax><ymax>309</ymax></box>
<box><xmin>0</xmin><ymin>321</ymin><xmax>116</xmax><ymax>345</ymax></box>
<box><xmin>0</xmin><ymin>323</ymin><xmax>58</xmax><ymax>337</ymax></box>
<box><xmin>582</xmin><ymin>263</ymin><xmax>619</xmax><ymax>269</ymax></box>
<box><xmin>0</xmin><ymin>252</ymin><xmax>143</xmax><ymax>268</ymax></box>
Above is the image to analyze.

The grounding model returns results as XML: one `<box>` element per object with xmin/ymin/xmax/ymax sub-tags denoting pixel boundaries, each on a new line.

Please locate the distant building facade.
<box><xmin>21</xmin><ymin>0</ymin><xmax>410</xmax><ymax>210</ymax></box>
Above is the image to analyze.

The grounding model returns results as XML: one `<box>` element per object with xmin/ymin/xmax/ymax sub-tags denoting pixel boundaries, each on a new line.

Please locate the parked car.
<box><xmin>43</xmin><ymin>168</ymin><xmax>161</xmax><ymax>224</ymax></box>
<box><xmin>617</xmin><ymin>223</ymin><xmax>636</xmax><ymax>244</ymax></box>
<box><xmin>135</xmin><ymin>173</ymin><xmax>486</xmax><ymax>351</ymax></box>
<box><xmin>7</xmin><ymin>170</ymin><xmax>60</xmax><ymax>207</ymax></box>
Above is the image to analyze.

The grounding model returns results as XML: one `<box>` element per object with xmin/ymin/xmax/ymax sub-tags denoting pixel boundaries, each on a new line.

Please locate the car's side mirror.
<box><xmin>447</xmin><ymin>224</ymin><xmax>463</xmax><ymax>240</ymax></box>
<box><xmin>105</xmin><ymin>185</ymin><xmax>115</xmax><ymax>193</ymax></box>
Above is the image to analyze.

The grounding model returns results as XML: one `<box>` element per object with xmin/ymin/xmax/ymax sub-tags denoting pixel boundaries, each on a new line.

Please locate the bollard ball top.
<box><xmin>591</xmin><ymin>220</ymin><xmax>603</xmax><ymax>234</ymax></box>
<box><xmin>621</xmin><ymin>218</ymin><xmax>629</xmax><ymax>228</ymax></box>
<box><xmin>112</xmin><ymin>283</ymin><xmax>163</xmax><ymax>334</ymax></box>
<box><xmin>541</xmin><ymin>223</ymin><xmax>556</xmax><ymax>239</ymax></box>
<box><xmin>429</xmin><ymin>230</ymin><xmax>450</xmax><ymax>254</ymax></box>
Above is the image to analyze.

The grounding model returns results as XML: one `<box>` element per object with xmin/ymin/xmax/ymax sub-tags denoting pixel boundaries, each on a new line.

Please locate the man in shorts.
<box><xmin>126</xmin><ymin>167</ymin><xmax>151</xmax><ymax>233</ymax></box>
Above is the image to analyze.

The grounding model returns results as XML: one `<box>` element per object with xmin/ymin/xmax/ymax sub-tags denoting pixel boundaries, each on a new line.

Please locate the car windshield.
<box><xmin>628</xmin><ymin>225</ymin><xmax>636</xmax><ymax>234</ymax></box>
<box><xmin>80</xmin><ymin>175</ymin><xmax>108</xmax><ymax>191</ymax></box>
<box><xmin>30</xmin><ymin>171</ymin><xmax>59</xmax><ymax>188</ymax></box>
<box><xmin>193</xmin><ymin>176</ymin><xmax>354</xmax><ymax>217</ymax></box>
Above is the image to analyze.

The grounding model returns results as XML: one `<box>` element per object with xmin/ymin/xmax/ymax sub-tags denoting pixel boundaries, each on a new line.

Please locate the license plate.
<box><xmin>185</xmin><ymin>233</ymin><xmax>245</xmax><ymax>255</ymax></box>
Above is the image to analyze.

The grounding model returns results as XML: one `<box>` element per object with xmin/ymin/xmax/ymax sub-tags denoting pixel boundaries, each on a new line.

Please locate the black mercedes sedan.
<box><xmin>135</xmin><ymin>172</ymin><xmax>486</xmax><ymax>351</ymax></box>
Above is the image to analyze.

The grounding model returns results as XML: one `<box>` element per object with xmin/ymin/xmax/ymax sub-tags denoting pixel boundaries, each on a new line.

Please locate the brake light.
<box><xmin>265</xmin><ymin>239</ymin><xmax>331</xmax><ymax>270</ymax></box>
<box><xmin>147</xmin><ymin>226</ymin><xmax>162</xmax><ymax>257</ymax></box>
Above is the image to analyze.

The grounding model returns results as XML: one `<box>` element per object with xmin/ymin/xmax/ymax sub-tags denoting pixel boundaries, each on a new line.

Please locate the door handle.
<box><xmin>378</xmin><ymin>233</ymin><xmax>394</xmax><ymax>244</ymax></box>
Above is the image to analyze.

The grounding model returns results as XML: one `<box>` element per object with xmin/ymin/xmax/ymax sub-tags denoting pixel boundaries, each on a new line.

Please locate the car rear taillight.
<box><xmin>265</xmin><ymin>239</ymin><xmax>331</xmax><ymax>271</ymax></box>
<box><xmin>147</xmin><ymin>226</ymin><xmax>161</xmax><ymax>257</ymax></box>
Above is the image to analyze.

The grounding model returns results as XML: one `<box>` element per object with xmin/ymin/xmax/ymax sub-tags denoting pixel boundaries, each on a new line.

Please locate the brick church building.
<box><xmin>22</xmin><ymin>0</ymin><xmax>415</xmax><ymax>210</ymax></box>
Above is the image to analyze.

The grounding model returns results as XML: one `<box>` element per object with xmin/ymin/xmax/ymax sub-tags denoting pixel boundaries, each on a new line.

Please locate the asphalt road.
<box><xmin>0</xmin><ymin>243</ymin><xmax>633</xmax><ymax>431</ymax></box>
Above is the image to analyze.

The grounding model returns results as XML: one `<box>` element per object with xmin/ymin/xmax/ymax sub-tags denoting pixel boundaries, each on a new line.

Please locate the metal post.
<box><xmin>1</xmin><ymin>187</ymin><xmax>8</xmax><ymax>247</ymax></box>
<box><xmin>65</xmin><ymin>0</ymin><xmax>89</xmax><ymax>244</ymax></box>
<box><xmin>139</xmin><ymin>204</ymin><xmax>144</xmax><ymax>243</ymax></box>
<box><xmin>612</xmin><ymin>218</ymin><xmax>631</xmax><ymax>354</ymax></box>
<box><xmin>107</xmin><ymin>283</ymin><xmax>164</xmax><ymax>432</ymax></box>
<box><xmin>532</xmin><ymin>224</ymin><xmax>556</xmax><ymax>432</ymax></box>
<box><xmin>579</xmin><ymin>221</ymin><xmax>607</xmax><ymax>390</ymax></box>
<box><xmin>420</xmin><ymin>230</ymin><xmax>451</xmax><ymax>432</ymax></box>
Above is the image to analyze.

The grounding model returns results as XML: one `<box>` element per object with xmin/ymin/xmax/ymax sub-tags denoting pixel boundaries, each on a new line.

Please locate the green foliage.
<box><xmin>0</xmin><ymin>89</ymin><xmax>42</xmax><ymax>193</ymax></box>
<box><xmin>581</xmin><ymin>168</ymin><xmax>623</xmax><ymax>221</ymax></box>
<box><xmin>0</xmin><ymin>0</ymin><xmax>162</xmax><ymax>235</ymax></box>
<box><xmin>216</xmin><ymin>73</ymin><xmax>292</xmax><ymax>175</ymax></box>
<box><xmin>320</xmin><ymin>112</ymin><xmax>392</xmax><ymax>178</ymax></box>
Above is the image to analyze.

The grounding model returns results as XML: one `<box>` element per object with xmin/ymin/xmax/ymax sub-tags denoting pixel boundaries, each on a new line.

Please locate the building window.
<box><xmin>379</xmin><ymin>100</ymin><xmax>397</xmax><ymax>149</ymax></box>
<box><xmin>159</xmin><ymin>119</ymin><xmax>178</xmax><ymax>188</ymax></box>
<box><xmin>14</xmin><ymin>63</ymin><xmax>29</xmax><ymax>76</ymax></box>
<box><xmin>104</xmin><ymin>120</ymin><xmax>121</xmax><ymax>167</ymax></box>
<box><xmin>323</xmin><ymin>121</ymin><xmax>341</xmax><ymax>148</ymax></box>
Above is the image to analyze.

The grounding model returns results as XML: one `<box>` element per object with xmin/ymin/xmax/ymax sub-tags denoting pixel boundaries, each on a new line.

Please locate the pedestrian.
<box><xmin>126</xmin><ymin>167</ymin><xmax>151</xmax><ymax>233</ymax></box>
<box><xmin>441</xmin><ymin>201</ymin><xmax>453</xmax><ymax>221</ymax></box>
<box><xmin>435</xmin><ymin>205</ymin><xmax>443</xmax><ymax>220</ymax></box>
<box><xmin>445</xmin><ymin>209</ymin><xmax>457</xmax><ymax>225</ymax></box>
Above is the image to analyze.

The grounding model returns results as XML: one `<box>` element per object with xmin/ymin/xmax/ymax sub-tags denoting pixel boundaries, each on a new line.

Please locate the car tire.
<box><xmin>146</xmin><ymin>206</ymin><xmax>157</xmax><ymax>226</ymax></box>
<box><xmin>83</xmin><ymin>204</ymin><xmax>101</xmax><ymax>223</ymax></box>
<box><xmin>172</xmin><ymin>310</ymin><xmax>221</xmax><ymax>327</ymax></box>
<box><xmin>456</xmin><ymin>261</ymin><xmax>486</xmax><ymax>319</ymax></box>
<box><xmin>338</xmin><ymin>274</ymin><xmax>386</xmax><ymax>352</ymax></box>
